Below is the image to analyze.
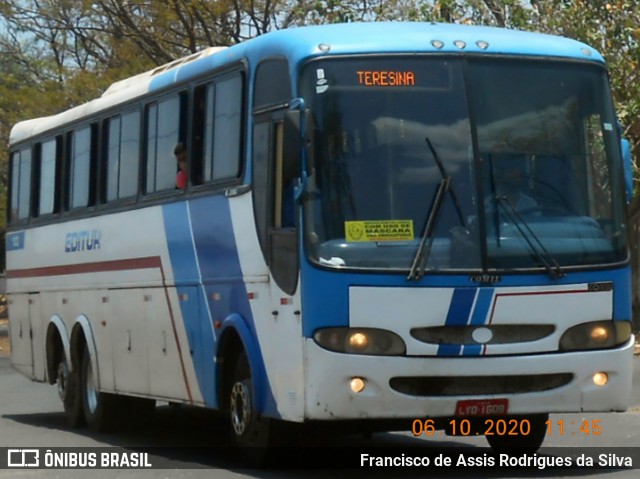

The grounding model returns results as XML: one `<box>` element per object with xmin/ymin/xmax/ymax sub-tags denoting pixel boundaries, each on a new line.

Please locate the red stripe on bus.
<box><xmin>486</xmin><ymin>288</ymin><xmax>590</xmax><ymax>326</ymax></box>
<box><xmin>6</xmin><ymin>256</ymin><xmax>162</xmax><ymax>278</ymax></box>
<box><xmin>157</xmin><ymin>261</ymin><xmax>194</xmax><ymax>404</ymax></box>
<box><xmin>7</xmin><ymin>255</ymin><xmax>195</xmax><ymax>404</ymax></box>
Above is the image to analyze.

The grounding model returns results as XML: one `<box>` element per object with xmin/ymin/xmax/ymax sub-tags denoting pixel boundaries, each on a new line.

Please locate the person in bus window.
<box><xmin>174</xmin><ymin>143</ymin><xmax>188</xmax><ymax>189</ymax></box>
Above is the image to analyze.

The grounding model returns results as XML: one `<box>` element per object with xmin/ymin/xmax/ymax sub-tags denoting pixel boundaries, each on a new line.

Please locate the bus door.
<box><xmin>253</xmin><ymin>114</ymin><xmax>299</xmax><ymax>295</ymax></box>
<box><xmin>253</xmin><ymin>113</ymin><xmax>304</xmax><ymax>419</ymax></box>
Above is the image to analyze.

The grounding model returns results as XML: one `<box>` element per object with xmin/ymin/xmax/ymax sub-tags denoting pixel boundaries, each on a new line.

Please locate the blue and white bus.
<box><xmin>7</xmin><ymin>22</ymin><xmax>635</xmax><ymax>452</ymax></box>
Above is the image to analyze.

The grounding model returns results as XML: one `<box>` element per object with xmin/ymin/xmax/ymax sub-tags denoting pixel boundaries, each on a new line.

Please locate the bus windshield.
<box><xmin>300</xmin><ymin>57</ymin><xmax>627</xmax><ymax>273</ymax></box>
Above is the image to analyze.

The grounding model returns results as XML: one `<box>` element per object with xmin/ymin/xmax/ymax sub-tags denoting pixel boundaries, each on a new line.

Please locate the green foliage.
<box><xmin>531</xmin><ymin>1</ymin><xmax>640</xmax><ymax>200</ymax></box>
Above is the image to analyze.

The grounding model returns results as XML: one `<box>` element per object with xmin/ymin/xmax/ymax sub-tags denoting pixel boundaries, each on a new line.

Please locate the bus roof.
<box><xmin>10</xmin><ymin>22</ymin><xmax>604</xmax><ymax>146</ymax></box>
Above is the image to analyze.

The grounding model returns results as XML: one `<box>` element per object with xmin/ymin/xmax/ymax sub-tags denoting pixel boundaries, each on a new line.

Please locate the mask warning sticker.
<box><xmin>345</xmin><ymin>220</ymin><xmax>414</xmax><ymax>242</ymax></box>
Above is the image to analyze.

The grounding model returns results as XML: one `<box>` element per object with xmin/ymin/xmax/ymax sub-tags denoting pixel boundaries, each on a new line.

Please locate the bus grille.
<box><xmin>410</xmin><ymin>324</ymin><xmax>555</xmax><ymax>345</ymax></box>
<box><xmin>389</xmin><ymin>373</ymin><xmax>573</xmax><ymax>397</ymax></box>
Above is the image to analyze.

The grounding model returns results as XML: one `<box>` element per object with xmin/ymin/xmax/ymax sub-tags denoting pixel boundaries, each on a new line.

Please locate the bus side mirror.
<box><xmin>621</xmin><ymin>138</ymin><xmax>633</xmax><ymax>203</ymax></box>
<box><xmin>283</xmin><ymin>99</ymin><xmax>314</xmax><ymax>179</ymax></box>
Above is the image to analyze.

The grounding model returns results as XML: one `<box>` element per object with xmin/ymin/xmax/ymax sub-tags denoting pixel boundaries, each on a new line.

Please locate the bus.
<box><xmin>6</xmin><ymin>22</ymin><xmax>635</xmax><ymax>453</ymax></box>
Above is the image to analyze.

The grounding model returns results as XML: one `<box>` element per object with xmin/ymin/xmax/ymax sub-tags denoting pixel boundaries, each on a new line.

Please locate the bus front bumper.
<box><xmin>303</xmin><ymin>337</ymin><xmax>635</xmax><ymax>420</ymax></box>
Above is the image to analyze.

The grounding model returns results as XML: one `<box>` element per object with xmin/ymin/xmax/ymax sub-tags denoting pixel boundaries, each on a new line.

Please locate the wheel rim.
<box><xmin>56</xmin><ymin>361</ymin><xmax>69</xmax><ymax>402</ymax></box>
<box><xmin>85</xmin><ymin>358</ymin><xmax>98</xmax><ymax>414</ymax></box>
<box><xmin>230</xmin><ymin>381</ymin><xmax>251</xmax><ymax>436</ymax></box>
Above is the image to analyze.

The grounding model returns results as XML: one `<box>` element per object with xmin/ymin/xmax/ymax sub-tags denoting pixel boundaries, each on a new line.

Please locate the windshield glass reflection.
<box><xmin>300</xmin><ymin>57</ymin><xmax>626</xmax><ymax>273</ymax></box>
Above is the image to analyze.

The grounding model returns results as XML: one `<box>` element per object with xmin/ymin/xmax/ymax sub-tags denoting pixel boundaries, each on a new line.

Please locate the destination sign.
<box><xmin>356</xmin><ymin>70</ymin><xmax>416</xmax><ymax>87</ymax></box>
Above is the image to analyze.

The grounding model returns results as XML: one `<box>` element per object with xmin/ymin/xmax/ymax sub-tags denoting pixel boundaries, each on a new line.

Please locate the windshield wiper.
<box><xmin>407</xmin><ymin>138</ymin><xmax>465</xmax><ymax>281</ymax></box>
<box><xmin>494</xmin><ymin>197</ymin><xmax>565</xmax><ymax>279</ymax></box>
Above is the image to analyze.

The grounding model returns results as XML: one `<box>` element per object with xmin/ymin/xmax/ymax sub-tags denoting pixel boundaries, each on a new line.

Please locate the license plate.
<box><xmin>455</xmin><ymin>398</ymin><xmax>509</xmax><ymax>416</ymax></box>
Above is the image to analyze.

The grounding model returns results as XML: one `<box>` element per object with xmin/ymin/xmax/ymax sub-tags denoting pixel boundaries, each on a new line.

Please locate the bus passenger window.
<box><xmin>10</xmin><ymin>151</ymin><xmax>20</xmax><ymax>222</ymax></box>
<box><xmin>38</xmin><ymin>138</ymin><xmax>60</xmax><ymax>216</ymax></box>
<box><xmin>10</xmin><ymin>148</ymin><xmax>33</xmax><ymax>222</ymax></box>
<box><xmin>69</xmin><ymin>125</ymin><xmax>97</xmax><ymax>209</ymax></box>
<box><xmin>202</xmin><ymin>74</ymin><xmax>243</xmax><ymax>183</ymax></box>
<box><xmin>145</xmin><ymin>93</ymin><xmax>186</xmax><ymax>193</ymax></box>
<box><xmin>212</xmin><ymin>75</ymin><xmax>242</xmax><ymax>180</ymax></box>
<box><xmin>190</xmin><ymin>86</ymin><xmax>207</xmax><ymax>186</ymax></box>
<box><xmin>106</xmin><ymin>110</ymin><xmax>140</xmax><ymax>201</ymax></box>
<box><xmin>106</xmin><ymin>115</ymin><xmax>122</xmax><ymax>201</ymax></box>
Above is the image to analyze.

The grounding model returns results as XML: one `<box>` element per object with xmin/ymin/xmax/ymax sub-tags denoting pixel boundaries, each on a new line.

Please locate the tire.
<box><xmin>485</xmin><ymin>413</ymin><xmax>548</xmax><ymax>454</ymax></box>
<box><xmin>56</xmin><ymin>352</ymin><xmax>85</xmax><ymax>428</ymax></box>
<box><xmin>228</xmin><ymin>351</ymin><xmax>275</xmax><ymax>451</ymax></box>
<box><xmin>80</xmin><ymin>348</ymin><xmax>120</xmax><ymax>432</ymax></box>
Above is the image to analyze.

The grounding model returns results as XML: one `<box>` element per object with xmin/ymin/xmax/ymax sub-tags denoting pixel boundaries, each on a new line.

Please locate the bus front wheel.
<box><xmin>229</xmin><ymin>350</ymin><xmax>272</xmax><ymax>449</ymax></box>
<box><xmin>485</xmin><ymin>413</ymin><xmax>548</xmax><ymax>454</ymax></box>
<box><xmin>80</xmin><ymin>348</ymin><xmax>120</xmax><ymax>432</ymax></box>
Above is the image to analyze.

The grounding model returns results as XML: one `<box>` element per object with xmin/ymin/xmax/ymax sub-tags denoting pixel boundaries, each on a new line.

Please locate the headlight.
<box><xmin>559</xmin><ymin>321</ymin><xmax>631</xmax><ymax>351</ymax></box>
<box><xmin>313</xmin><ymin>327</ymin><xmax>406</xmax><ymax>355</ymax></box>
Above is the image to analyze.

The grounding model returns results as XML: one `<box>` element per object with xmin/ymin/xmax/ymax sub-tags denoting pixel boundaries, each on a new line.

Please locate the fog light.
<box><xmin>593</xmin><ymin>372</ymin><xmax>608</xmax><ymax>387</ymax></box>
<box><xmin>350</xmin><ymin>377</ymin><xmax>366</xmax><ymax>393</ymax></box>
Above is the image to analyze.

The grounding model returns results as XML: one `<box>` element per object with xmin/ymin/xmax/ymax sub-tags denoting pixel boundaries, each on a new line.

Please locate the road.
<box><xmin>0</xmin><ymin>337</ymin><xmax>638</xmax><ymax>479</ymax></box>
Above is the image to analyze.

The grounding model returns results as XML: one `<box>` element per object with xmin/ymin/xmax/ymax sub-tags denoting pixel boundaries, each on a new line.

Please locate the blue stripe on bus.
<box><xmin>163</xmin><ymin>197</ymin><xmax>278</xmax><ymax>416</ymax></box>
<box><xmin>437</xmin><ymin>288</ymin><xmax>494</xmax><ymax>356</ymax></box>
<box><xmin>469</xmin><ymin>288</ymin><xmax>494</xmax><ymax>326</ymax></box>
<box><xmin>612</xmin><ymin>266</ymin><xmax>632</xmax><ymax>322</ymax></box>
<box><xmin>189</xmin><ymin>197</ymin><xmax>244</xmax><ymax>279</ymax></box>
<box><xmin>162</xmin><ymin>201</ymin><xmax>217</xmax><ymax>406</ymax></box>
<box><xmin>461</xmin><ymin>345</ymin><xmax>482</xmax><ymax>356</ymax></box>
<box><xmin>189</xmin><ymin>196</ymin><xmax>278</xmax><ymax>416</ymax></box>
<box><xmin>163</xmin><ymin>202</ymin><xmax>200</xmax><ymax>282</ymax></box>
<box><xmin>437</xmin><ymin>288</ymin><xmax>476</xmax><ymax>356</ymax></box>
<box><xmin>445</xmin><ymin>289</ymin><xmax>477</xmax><ymax>326</ymax></box>
<box><xmin>463</xmin><ymin>288</ymin><xmax>495</xmax><ymax>356</ymax></box>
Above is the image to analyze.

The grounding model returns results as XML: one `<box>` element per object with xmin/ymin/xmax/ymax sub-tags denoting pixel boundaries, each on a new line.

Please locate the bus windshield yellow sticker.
<box><xmin>345</xmin><ymin>220</ymin><xmax>414</xmax><ymax>242</ymax></box>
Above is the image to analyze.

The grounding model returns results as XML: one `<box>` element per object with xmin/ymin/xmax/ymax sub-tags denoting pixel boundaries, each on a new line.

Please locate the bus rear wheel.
<box><xmin>80</xmin><ymin>348</ymin><xmax>120</xmax><ymax>432</ymax></box>
<box><xmin>485</xmin><ymin>413</ymin><xmax>548</xmax><ymax>454</ymax></box>
<box><xmin>56</xmin><ymin>353</ymin><xmax>84</xmax><ymax>428</ymax></box>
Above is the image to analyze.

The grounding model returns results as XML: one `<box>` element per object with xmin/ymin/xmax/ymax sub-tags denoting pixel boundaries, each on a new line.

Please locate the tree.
<box><xmin>1</xmin><ymin>0</ymin><xmax>640</xmax><ymax>213</ymax></box>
